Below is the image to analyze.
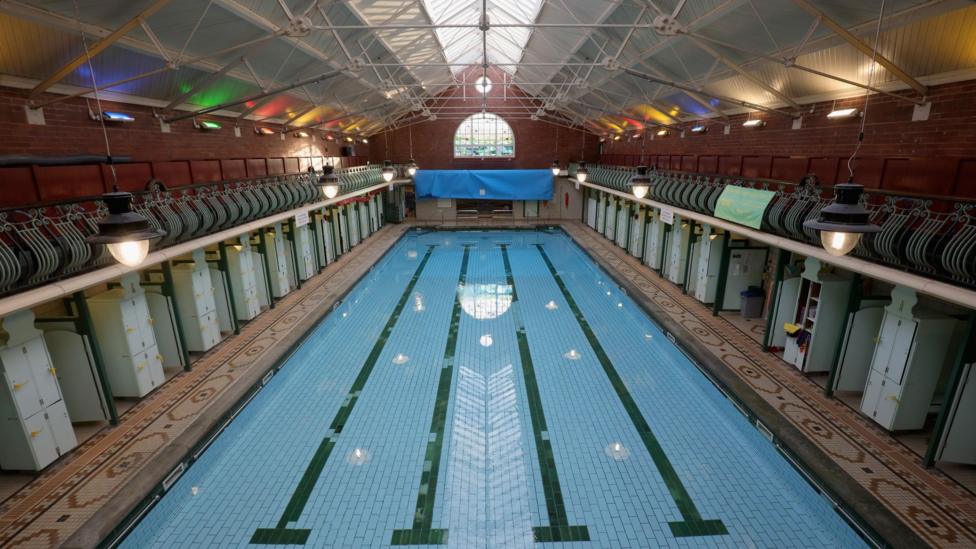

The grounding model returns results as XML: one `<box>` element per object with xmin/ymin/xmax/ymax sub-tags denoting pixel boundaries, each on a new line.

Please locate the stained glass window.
<box><xmin>453</xmin><ymin>113</ymin><xmax>515</xmax><ymax>158</ymax></box>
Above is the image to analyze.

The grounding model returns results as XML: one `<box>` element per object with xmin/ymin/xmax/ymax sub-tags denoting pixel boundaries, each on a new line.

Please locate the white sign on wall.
<box><xmin>660</xmin><ymin>207</ymin><xmax>675</xmax><ymax>225</ymax></box>
<box><xmin>294</xmin><ymin>211</ymin><xmax>310</xmax><ymax>227</ymax></box>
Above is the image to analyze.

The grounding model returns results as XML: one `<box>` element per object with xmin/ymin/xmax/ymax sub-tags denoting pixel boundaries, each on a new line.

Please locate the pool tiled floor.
<box><xmin>0</xmin><ymin>223</ymin><xmax>409</xmax><ymax>548</ymax></box>
<box><xmin>562</xmin><ymin>221</ymin><xmax>976</xmax><ymax>548</ymax></box>
<box><xmin>1</xmin><ymin>220</ymin><xmax>974</xmax><ymax>548</ymax></box>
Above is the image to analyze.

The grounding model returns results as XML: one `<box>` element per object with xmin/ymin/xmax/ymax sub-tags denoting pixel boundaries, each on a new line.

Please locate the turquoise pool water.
<box><xmin>123</xmin><ymin>229</ymin><xmax>866</xmax><ymax>548</ymax></box>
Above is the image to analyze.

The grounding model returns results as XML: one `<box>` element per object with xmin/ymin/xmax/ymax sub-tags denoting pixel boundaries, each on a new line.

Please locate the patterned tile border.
<box><xmin>0</xmin><ymin>223</ymin><xmax>409</xmax><ymax>548</ymax></box>
<box><xmin>561</xmin><ymin>221</ymin><xmax>976</xmax><ymax>548</ymax></box>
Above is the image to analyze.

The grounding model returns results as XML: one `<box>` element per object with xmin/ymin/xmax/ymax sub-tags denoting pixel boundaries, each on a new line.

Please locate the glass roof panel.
<box><xmin>422</xmin><ymin>0</ymin><xmax>544</xmax><ymax>73</ymax></box>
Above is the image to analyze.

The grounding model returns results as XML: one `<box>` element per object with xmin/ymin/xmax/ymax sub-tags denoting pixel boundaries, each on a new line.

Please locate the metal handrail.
<box><xmin>0</xmin><ymin>166</ymin><xmax>386</xmax><ymax>298</ymax></box>
<box><xmin>572</xmin><ymin>163</ymin><xmax>976</xmax><ymax>290</ymax></box>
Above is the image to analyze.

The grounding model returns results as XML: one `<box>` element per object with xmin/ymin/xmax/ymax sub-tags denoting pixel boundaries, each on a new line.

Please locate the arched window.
<box><xmin>453</xmin><ymin>113</ymin><xmax>515</xmax><ymax>158</ymax></box>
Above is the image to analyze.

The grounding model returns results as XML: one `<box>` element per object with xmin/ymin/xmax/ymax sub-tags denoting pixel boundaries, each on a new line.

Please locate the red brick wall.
<box><xmin>368</xmin><ymin>67</ymin><xmax>601</xmax><ymax>170</ymax></box>
<box><xmin>597</xmin><ymin>79</ymin><xmax>976</xmax><ymax>198</ymax></box>
<box><xmin>0</xmin><ymin>86</ymin><xmax>371</xmax><ymax>206</ymax></box>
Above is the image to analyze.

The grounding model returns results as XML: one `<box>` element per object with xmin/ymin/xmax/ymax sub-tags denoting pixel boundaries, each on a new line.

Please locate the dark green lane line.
<box><xmin>391</xmin><ymin>245</ymin><xmax>470</xmax><ymax>546</ymax></box>
<box><xmin>501</xmin><ymin>245</ymin><xmax>590</xmax><ymax>543</ymax></box>
<box><xmin>251</xmin><ymin>245</ymin><xmax>437</xmax><ymax>545</ymax></box>
<box><xmin>534</xmin><ymin>244</ymin><xmax>727</xmax><ymax>538</ymax></box>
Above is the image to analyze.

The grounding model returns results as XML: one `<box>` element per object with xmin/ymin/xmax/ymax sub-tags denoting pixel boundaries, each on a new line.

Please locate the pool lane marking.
<box><xmin>251</xmin><ymin>245</ymin><xmax>437</xmax><ymax>546</ymax></box>
<box><xmin>533</xmin><ymin>244</ymin><xmax>728</xmax><ymax>538</ymax></box>
<box><xmin>390</xmin><ymin>244</ymin><xmax>469</xmax><ymax>546</ymax></box>
<box><xmin>501</xmin><ymin>245</ymin><xmax>591</xmax><ymax>543</ymax></box>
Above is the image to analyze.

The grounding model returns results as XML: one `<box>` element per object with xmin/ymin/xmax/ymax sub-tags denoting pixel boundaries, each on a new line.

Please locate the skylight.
<box><xmin>422</xmin><ymin>0</ymin><xmax>544</xmax><ymax>73</ymax></box>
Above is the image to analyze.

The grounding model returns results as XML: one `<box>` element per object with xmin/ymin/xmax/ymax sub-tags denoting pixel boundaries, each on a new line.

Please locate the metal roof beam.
<box><xmin>688</xmin><ymin>36</ymin><xmax>801</xmax><ymax>110</ymax></box>
<box><xmin>164</xmin><ymin>55</ymin><xmax>249</xmax><ymax>110</ymax></box>
<box><xmin>28</xmin><ymin>0</ymin><xmax>172</xmax><ymax>100</ymax></box>
<box><xmin>792</xmin><ymin>0</ymin><xmax>927</xmax><ymax>96</ymax></box>
<box><xmin>623</xmin><ymin>67</ymin><xmax>795</xmax><ymax>118</ymax></box>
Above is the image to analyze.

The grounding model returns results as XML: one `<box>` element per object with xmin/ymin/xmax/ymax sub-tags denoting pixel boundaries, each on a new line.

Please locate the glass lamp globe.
<box><xmin>107</xmin><ymin>239</ymin><xmax>151</xmax><ymax>267</ymax></box>
<box><xmin>575</xmin><ymin>161</ymin><xmax>588</xmax><ymax>184</ymax></box>
<box><xmin>550</xmin><ymin>160</ymin><xmax>560</xmax><ymax>176</ymax></box>
<box><xmin>318</xmin><ymin>165</ymin><xmax>340</xmax><ymax>199</ymax></box>
<box><xmin>629</xmin><ymin>166</ymin><xmax>652</xmax><ymax>199</ymax></box>
<box><xmin>382</xmin><ymin>160</ymin><xmax>395</xmax><ymax>183</ymax></box>
<box><xmin>820</xmin><ymin>231</ymin><xmax>861</xmax><ymax>257</ymax></box>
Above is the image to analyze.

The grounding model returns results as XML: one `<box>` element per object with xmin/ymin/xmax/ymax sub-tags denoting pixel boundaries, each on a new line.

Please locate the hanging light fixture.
<box><xmin>629</xmin><ymin>165</ymin><xmax>651</xmax><ymax>199</ymax></box>
<box><xmin>87</xmin><ymin>191</ymin><xmax>166</xmax><ymax>267</ymax></box>
<box><xmin>551</xmin><ymin>160</ymin><xmax>560</xmax><ymax>176</ymax></box>
<box><xmin>575</xmin><ymin>161</ymin><xmax>588</xmax><ymax>184</ymax></box>
<box><xmin>406</xmin><ymin>126</ymin><xmax>419</xmax><ymax>176</ymax></box>
<box><xmin>318</xmin><ymin>165</ymin><xmax>340</xmax><ymax>199</ymax></box>
<box><xmin>78</xmin><ymin>24</ymin><xmax>163</xmax><ymax>267</ymax></box>
<box><xmin>382</xmin><ymin>160</ymin><xmax>396</xmax><ymax>183</ymax></box>
<box><xmin>806</xmin><ymin>2</ymin><xmax>885</xmax><ymax>257</ymax></box>
<box><xmin>803</xmin><ymin>182</ymin><xmax>880</xmax><ymax>256</ymax></box>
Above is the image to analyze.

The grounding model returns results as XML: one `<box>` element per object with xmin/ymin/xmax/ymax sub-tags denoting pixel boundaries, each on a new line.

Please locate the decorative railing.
<box><xmin>0</xmin><ymin>166</ymin><xmax>386</xmax><ymax>298</ymax></box>
<box><xmin>571</xmin><ymin>163</ymin><xmax>976</xmax><ymax>290</ymax></box>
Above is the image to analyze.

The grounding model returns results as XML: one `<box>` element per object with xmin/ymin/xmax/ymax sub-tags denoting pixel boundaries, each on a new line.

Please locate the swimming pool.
<box><xmin>122</xmin><ymin>229</ymin><xmax>866</xmax><ymax>548</ymax></box>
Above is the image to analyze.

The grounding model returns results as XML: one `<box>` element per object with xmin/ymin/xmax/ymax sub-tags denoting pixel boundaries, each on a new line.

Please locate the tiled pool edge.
<box><xmin>39</xmin><ymin>224</ymin><xmax>411</xmax><ymax>547</ymax></box>
<box><xmin>556</xmin><ymin>223</ymin><xmax>918</xmax><ymax>548</ymax></box>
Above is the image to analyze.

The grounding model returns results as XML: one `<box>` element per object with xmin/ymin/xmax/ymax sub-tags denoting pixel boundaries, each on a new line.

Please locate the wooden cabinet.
<box><xmin>227</xmin><ymin>238</ymin><xmax>262</xmax><ymax>321</ymax></box>
<box><xmin>643</xmin><ymin>210</ymin><xmax>665</xmax><ymax>270</ymax></box>
<box><xmin>347</xmin><ymin>204</ymin><xmax>360</xmax><ymax>247</ymax></box>
<box><xmin>87</xmin><ymin>277</ymin><xmax>166</xmax><ymax>398</ymax></box>
<box><xmin>294</xmin><ymin>223</ymin><xmax>316</xmax><ymax>281</ymax></box>
<box><xmin>0</xmin><ymin>311</ymin><xmax>77</xmax><ymax>470</ymax></box>
<box><xmin>171</xmin><ymin>255</ymin><xmax>222</xmax><ymax>353</ymax></box>
<box><xmin>261</xmin><ymin>225</ymin><xmax>290</xmax><ymax>299</ymax></box>
<box><xmin>780</xmin><ymin>258</ymin><xmax>851</xmax><ymax>373</ymax></box>
<box><xmin>860</xmin><ymin>286</ymin><xmax>958</xmax><ymax>431</ymax></box>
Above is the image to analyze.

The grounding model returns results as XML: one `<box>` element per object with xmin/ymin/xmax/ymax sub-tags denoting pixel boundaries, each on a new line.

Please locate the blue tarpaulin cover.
<box><xmin>414</xmin><ymin>169</ymin><xmax>553</xmax><ymax>200</ymax></box>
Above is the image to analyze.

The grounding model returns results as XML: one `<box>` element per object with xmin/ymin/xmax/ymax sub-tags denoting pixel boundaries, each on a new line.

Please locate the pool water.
<box><xmin>123</xmin><ymin>230</ymin><xmax>866</xmax><ymax>548</ymax></box>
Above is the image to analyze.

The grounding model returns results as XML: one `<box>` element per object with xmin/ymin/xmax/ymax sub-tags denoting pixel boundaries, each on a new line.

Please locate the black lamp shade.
<box><xmin>802</xmin><ymin>183</ymin><xmax>881</xmax><ymax>234</ymax></box>
<box><xmin>85</xmin><ymin>192</ymin><xmax>165</xmax><ymax>245</ymax></box>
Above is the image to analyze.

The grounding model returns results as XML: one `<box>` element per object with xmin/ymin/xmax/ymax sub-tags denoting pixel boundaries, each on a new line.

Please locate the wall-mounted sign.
<box><xmin>660</xmin><ymin>207</ymin><xmax>675</xmax><ymax>225</ymax></box>
<box><xmin>713</xmin><ymin>186</ymin><xmax>776</xmax><ymax>229</ymax></box>
<box><xmin>294</xmin><ymin>211</ymin><xmax>310</xmax><ymax>227</ymax></box>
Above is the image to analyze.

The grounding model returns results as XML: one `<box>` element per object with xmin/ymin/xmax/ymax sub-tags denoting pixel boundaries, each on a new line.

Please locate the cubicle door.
<box><xmin>596</xmin><ymin>194</ymin><xmax>606</xmax><ymax>233</ymax></box>
<box><xmin>615</xmin><ymin>205</ymin><xmax>629</xmax><ymax>248</ymax></box>
<box><xmin>586</xmin><ymin>197</ymin><xmax>597</xmax><ymax>228</ymax></box>
<box><xmin>145</xmin><ymin>291</ymin><xmax>184</xmax><ymax>370</ymax></box>
<box><xmin>339</xmin><ymin>210</ymin><xmax>350</xmax><ymax>253</ymax></box>
<box><xmin>605</xmin><ymin>200</ymin><xmax>616</xmax><ymax>241</ymax></box>
<box><xmin>939</xmin><ymin>364</ymin><xmax>976</xmax><ymax>465</ymax></box>
<box><xmin>45</xmin><ymin>330</ymin><xmax>108</xmax><ymax>422</ymax></box>
<box><xmin>722</xmin><ymin>248</ymin><xmax>768</xmax><ymax>310</ymax></box>
<box><xmin>323</xmin><ymin>218</ymin><xmax>336</xmax><ymax>265</ymax></box>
